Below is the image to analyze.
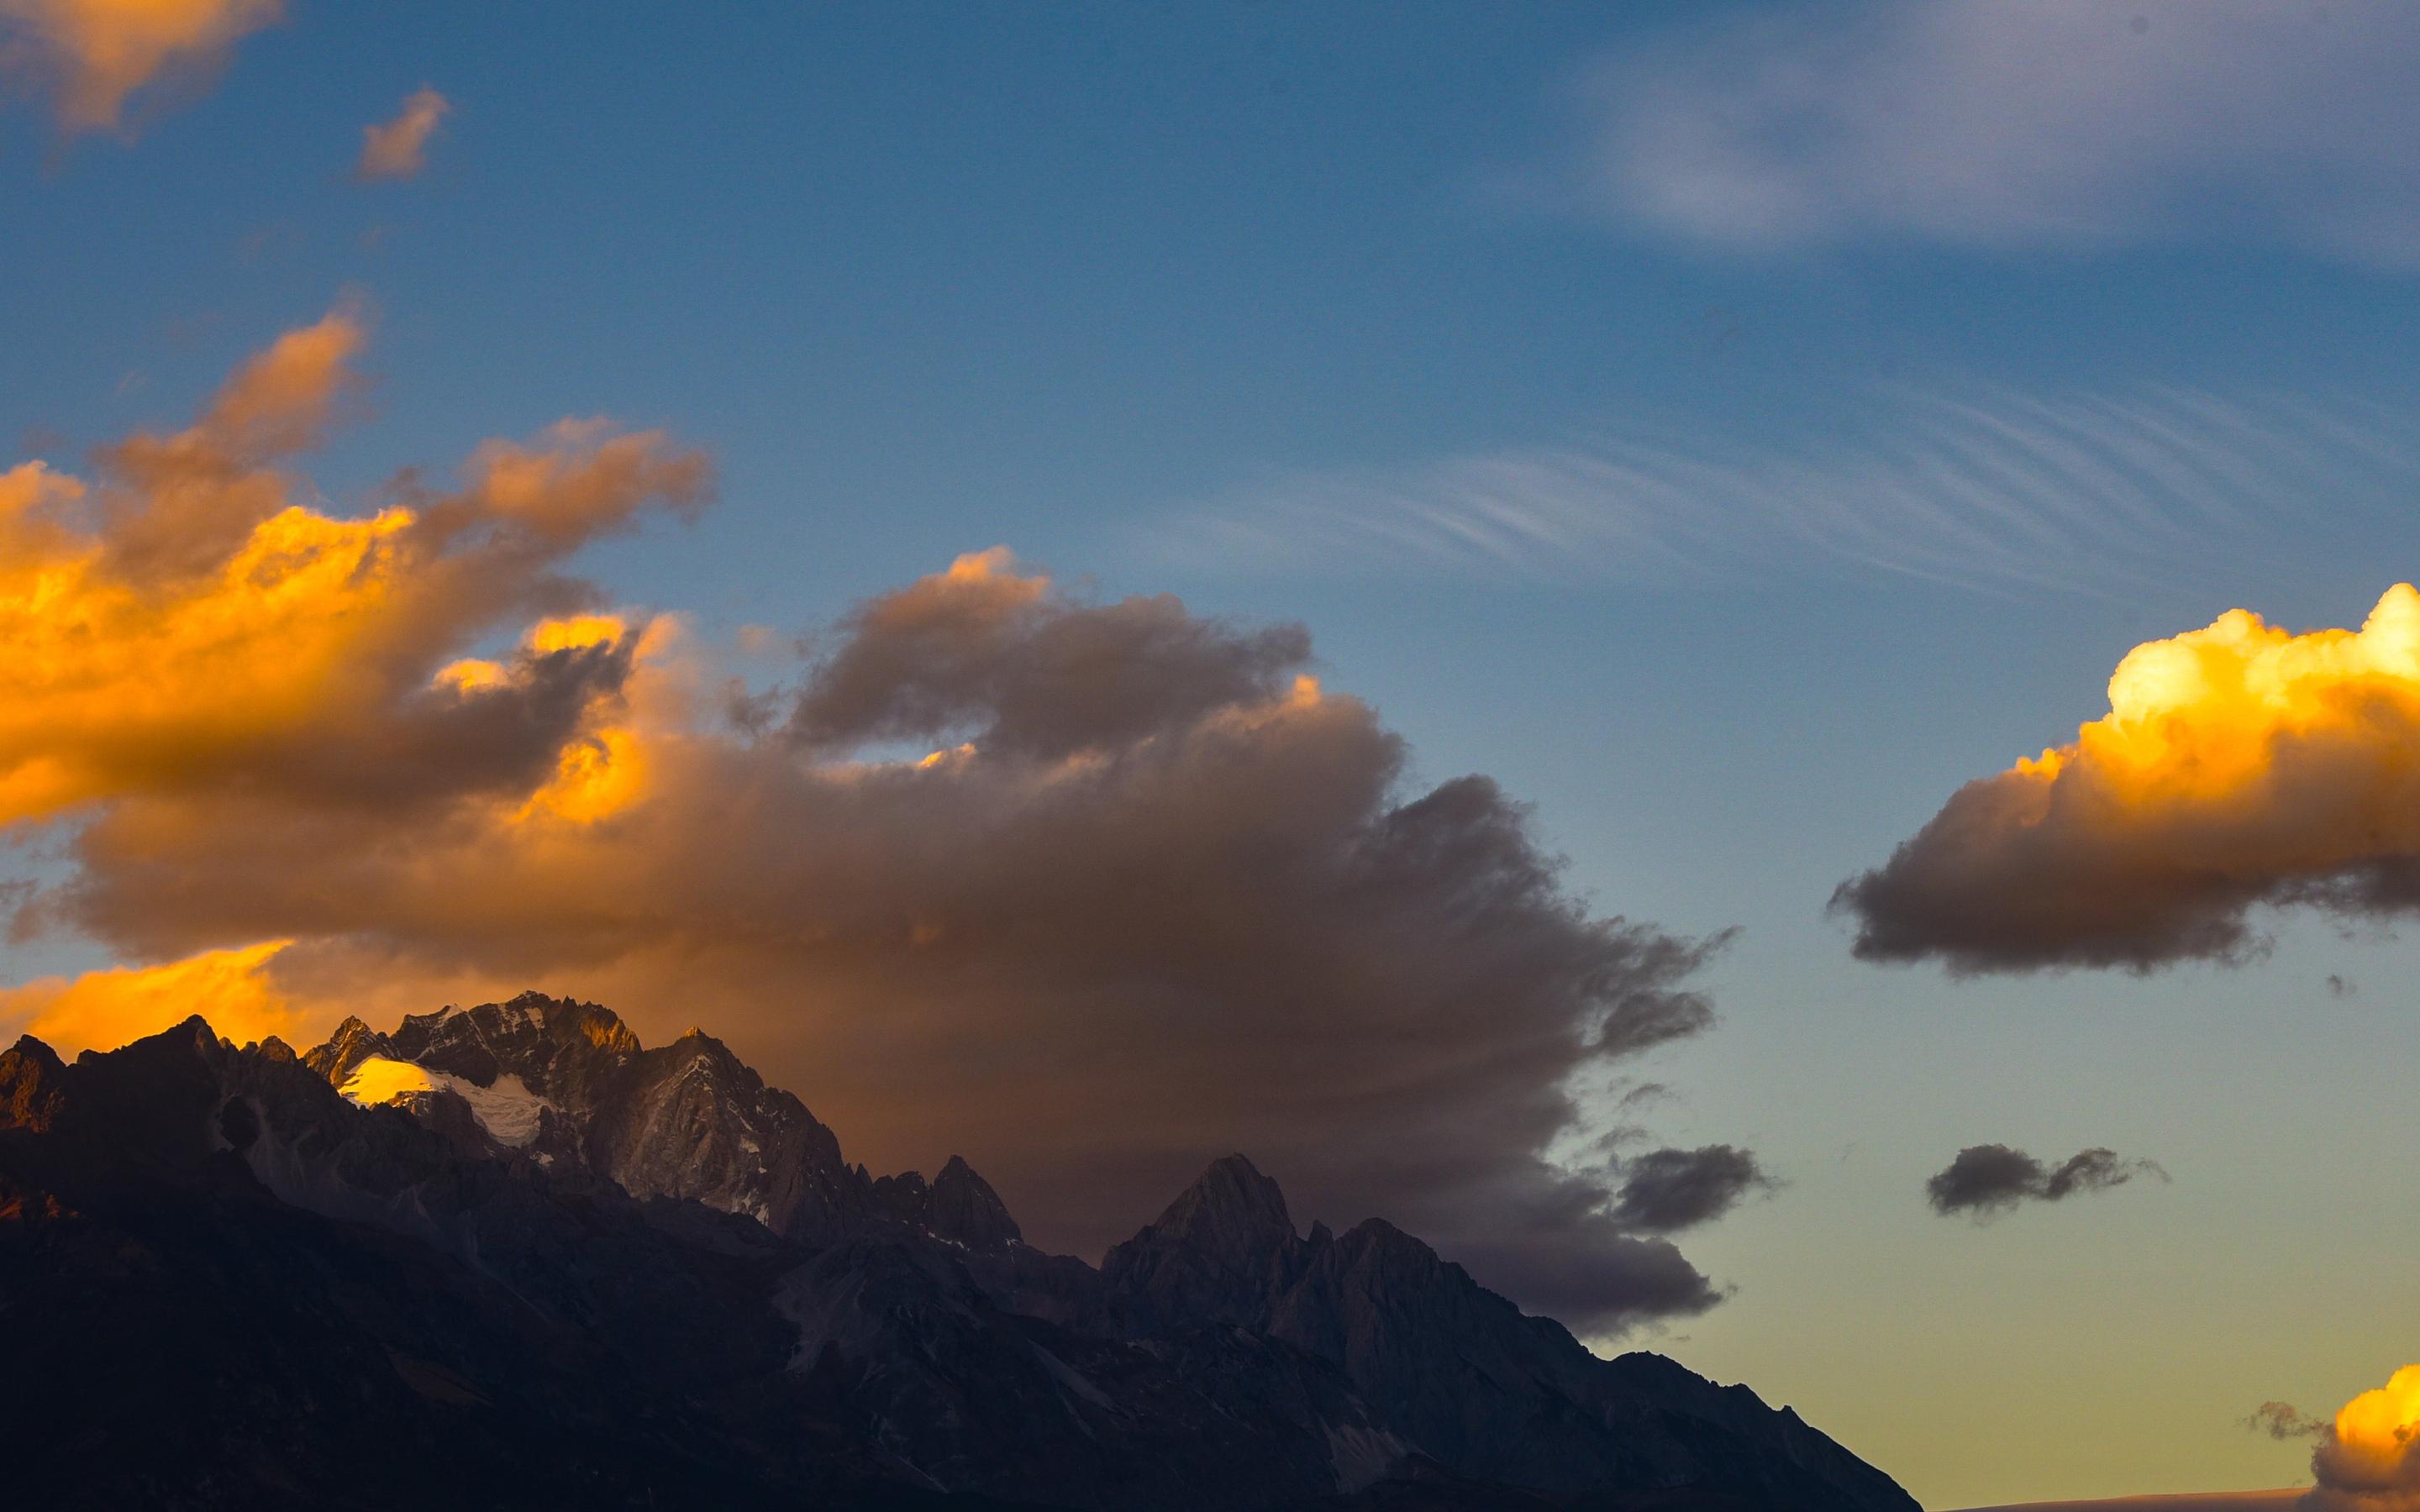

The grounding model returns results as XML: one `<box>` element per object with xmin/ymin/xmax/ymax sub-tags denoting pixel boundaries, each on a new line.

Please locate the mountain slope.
<box><xmin>0</xmin><ymin>1003</ymin><xmax>1919</xmax><ymax>1511</ymax></box>
<box><xmin>0</xmin><ymin>1022</ymin><xmax>981</xmax><ymax>1510</ymax></box>
<box><xmin>1103</xmin><ymin>1157</ymin><xmax>1916</xmax><ymax>1512</ymax></box>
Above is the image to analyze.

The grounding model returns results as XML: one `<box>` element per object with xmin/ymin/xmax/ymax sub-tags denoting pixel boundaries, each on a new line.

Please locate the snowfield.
<box><xmin>339</xmin><ymin>1056</ymin><xmax>557</xmax><ymax>1147</ymax></box>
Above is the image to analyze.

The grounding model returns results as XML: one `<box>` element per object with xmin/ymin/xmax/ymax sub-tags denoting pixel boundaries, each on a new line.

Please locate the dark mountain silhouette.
<box><xmin>0</xmin><ymin>995</ymin><xmax>1920</xmax><ymax>1512</ymax></box>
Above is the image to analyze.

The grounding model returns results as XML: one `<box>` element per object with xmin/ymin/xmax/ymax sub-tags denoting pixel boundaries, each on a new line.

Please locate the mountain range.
<box><xmin>0</xmin><ymin>993</ymin><xmax>1922</xmax><ymax>1511</ymax></box>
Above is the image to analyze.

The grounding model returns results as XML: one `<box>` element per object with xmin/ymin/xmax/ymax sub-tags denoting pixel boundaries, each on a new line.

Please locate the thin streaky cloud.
<box><xmin>1139</xmin><ymin>385</ymin><xmax>2420</xmax><ymax>596</ymax></box>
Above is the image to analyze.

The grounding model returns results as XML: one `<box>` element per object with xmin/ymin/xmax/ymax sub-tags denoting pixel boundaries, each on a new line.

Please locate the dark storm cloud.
<box><xmin>1924</xmin><ymin>1144</ymin><xmax>2167</xmax><ymax>1221</ymax></box>
<box><xmin>1607</xmin><ymin>1144</ymin><xmax>1773</xmax><ymax>1235</ymax></box>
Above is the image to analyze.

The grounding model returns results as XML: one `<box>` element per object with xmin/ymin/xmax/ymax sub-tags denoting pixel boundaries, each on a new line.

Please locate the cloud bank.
<box><xmin>1923</xmin><ymin>1144</ymin><xmax>2165</xmax><ymax>1221</ymax></box>
<box><xmin>0</xmin><ymin>317</ymin><xmax>1744</xmax><ymax>1336</ymax></box>
<box><xmin>1557</xmin><ymin>1</ymin><xmax>2420</xmax><ymax>267</ymax></box>
<box><xmin>356</xmin><ymin>86</ymin><xmax>446</xmax><ymax>181</ymax></box>
<box><xmin>1839</xmin><ymin>586</ymin><xmax>2420</xmax><ymax>973</ymax></box>
<box><xmin>1</xmin><ymin>0</ymin><xmax>281</xmax><ymax>134</ymax></box>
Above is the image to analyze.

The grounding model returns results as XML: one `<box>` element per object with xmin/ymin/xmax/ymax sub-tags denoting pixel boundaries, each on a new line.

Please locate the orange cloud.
<box><xmin>1838</xmin><ymin>585</ymin><xmax>2420</xmax><ymax>971</ymax></box>
<box><xmin>0</xmin><ymin>939</ymin><xmax>300</xmax><ymax>1055</ymax></box>
<box><xmin>188</xmin><ymin>303</ymin><xmax>366</xmax><ymax>458</ymax></box>
<box><xmin>0</xmin><ymin>309</ymin><xmax>706</xmax><ymax>829</ymax></box>
<box><xmin>355</xmin><ymin>84</ymin><xmax>447</xmax><ymax>181</ymax></box>
<box><xmin>0</xmin><ymin>0</ymin><xmax>281</xmax><ymax>134</ymax></box>
<box><xmin>2310</xmin><ymin>1365</ymin><xmax>2420</xmax><ymax>1511</ymax></box>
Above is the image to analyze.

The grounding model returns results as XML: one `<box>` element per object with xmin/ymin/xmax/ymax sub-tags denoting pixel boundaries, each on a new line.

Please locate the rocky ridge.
<box><xmin>0</xmin><ymin>998</ymin><xmax>1923</xmax><ymax>1512</ymax></box>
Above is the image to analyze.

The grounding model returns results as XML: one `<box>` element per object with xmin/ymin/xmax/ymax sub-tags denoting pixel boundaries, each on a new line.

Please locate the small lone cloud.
<box><xmin>1609</xmin><ymin>1144</ymin><xmax>1775</xmax><ymax>1235</ymax></box>
<box><xmin>2329</xmin><ymin>974</ymin><xmax>2359</xmax><ymax>999</ymax></box>
<box><xmin>356</xmin><ymin>86</ymin><xmax>448</xmax><ymax>181</ymax></box>
<box><xmin>2244</xmin><ymin>1399</ymin><xmax>2326</xmax><ymax>1441</ymax></box>
<box><xmin>1925</xmin><ymin>1143</ymin><xmax>2167</xmax><ymax>1221</ymax></box>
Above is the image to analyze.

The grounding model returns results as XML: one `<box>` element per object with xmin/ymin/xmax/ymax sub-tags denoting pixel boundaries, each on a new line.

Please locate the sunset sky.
<box><xmin>8</xmin><ymin>5</ymin><xmax>2420</xmax><ymax>1508</ymax></box>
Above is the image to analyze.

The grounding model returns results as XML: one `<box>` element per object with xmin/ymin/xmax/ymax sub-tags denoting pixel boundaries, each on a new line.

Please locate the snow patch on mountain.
<box><xmin>340</xmin><ymin>1055</ymin><xmax>555</xmax><ymax>1147</ymax></box>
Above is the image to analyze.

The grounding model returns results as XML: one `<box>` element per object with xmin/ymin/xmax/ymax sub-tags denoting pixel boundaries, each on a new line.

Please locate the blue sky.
<box><xmin>9</xmin><ymin>4</ymin><xmax>2420</xmax><ymax>1504</ymax></box>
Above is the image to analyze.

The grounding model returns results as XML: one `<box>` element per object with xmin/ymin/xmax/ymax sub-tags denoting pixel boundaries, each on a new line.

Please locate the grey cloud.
<box><xmin>1925</xmin><ymin>1143</ymin><xmax>2166</xmax><ymax>1221</ymax></box>
<box><xmin>787</xmin><ymin>548</ymin><xmax>1312</xmax><ymax>760</ymax></box>
<box><xmin>1608</xmin><ymin>1145</ymin><xmax>1774</xmax><ymax>1235</ymax></box>
<box><xmin>2244</xmin><ymin>1400</ymin><xmax>2325</xmax><ymax>1441</ymax></box>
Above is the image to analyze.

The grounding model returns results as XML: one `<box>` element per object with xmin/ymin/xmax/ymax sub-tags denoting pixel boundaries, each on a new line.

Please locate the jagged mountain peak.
<box><xmin>145</xmin><ymin>1013</ymin><xmax>220</xmax><ymax>1054</ymax></box>
<box><xmin>368</xmin><ymin>994</ymin><xmax>643</xmax><ymax>1100</ymax></box>
<box><xmin>4</xmin><ymin>1032</ymin><xmax>64</xmax><ymax>1070</ymax></box>
<box><xmin>1152</xmin><ymin>1152</ymin><xmax>1296</xmax><ymax>1253</ymax></box>
<box><xmin>304</xmin><ymin>997</ymin><xmax>882</xmax><ymax>1246</ymax></box>
<box><xmin>923</xmin><ymin>1155</ymin><xmax>1023</xmax><ymax>1251</ymax></box>
<box><xmin>1097</xmin><ymin>1154</ymin><xmax>1315</xmax><ymax>1336</ymax></box>
<box><xmin>0</xmin><ymin>1034</ymin><xmax>68</xmax><ymax>1132</ymax></box>
<box><xmin>3</xmin><ymin>1011</ymin><xmax>1921</xmax><ymax>1512</ymax></box>
<box><xmin>865</xmin><ymin>1154</ymin><xmax>1023</xmax><ymax>1252</ymax></box>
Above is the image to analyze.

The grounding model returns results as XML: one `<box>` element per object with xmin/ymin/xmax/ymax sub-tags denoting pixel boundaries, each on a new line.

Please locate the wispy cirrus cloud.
<box><xmin>1543</xmin><ymin>1</ymin><xmax>2420</xmax><ymax>268</ymax></box>
<box><xmin>1141</xmin><ymin>385</ymin><xmax>2420</xmax><ymax>596</ymax></box>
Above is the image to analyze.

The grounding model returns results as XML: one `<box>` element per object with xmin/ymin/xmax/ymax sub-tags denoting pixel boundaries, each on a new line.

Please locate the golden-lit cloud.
<box><xmin>0</xmin><ymin>939</ymin><xmax>299</xmax><ymax>1056</ymax></box>
<box><xmin>0</xmin><ymin>307</ymin><xmax>706</xmax><ymax>829</ymax></box>
<box><xmin>2309</xmin><ymin>1365</ymin><xmax>2420</xmax><ymax>1511</ymax></box>
<box><xmin>1838</xmin><ymin>585</ymin><xmax>2420</xmax><ymax>971</ymax></box>
<box><xmin>0</xmin><ymin>322</ymin><xmax>1732</xmax><ymax>1331</ymax></box>
<box><xmin>0</xmin><ymin>0</ymin><xmax>281</xmax><ymax>134</ymax></box>
<box><xmin>355</xmin><ymin>84</ymin><xmax>447</xmax><ymax>181</ymax></box>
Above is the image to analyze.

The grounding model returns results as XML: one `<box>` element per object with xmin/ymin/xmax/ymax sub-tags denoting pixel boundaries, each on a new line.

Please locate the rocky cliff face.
<box><xmin>0</xmin><ymin>1007</ymin><xmax>1921</xmax><ymax>1512</ymax></box>
<box><xmin>0</xmin><ymin>1019</ymin><xmax>972</xmax><ymax>1509</ymax></box>
<box><xmin>305</xmin><ymin>994</ymin><xmax>1008</xmax><ymax>1250</ymax></box>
